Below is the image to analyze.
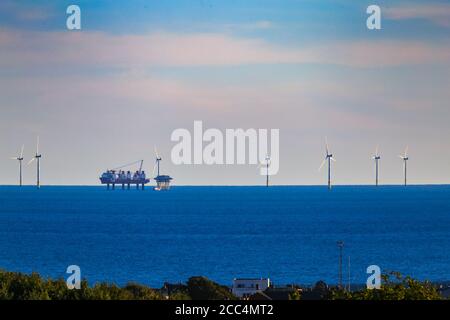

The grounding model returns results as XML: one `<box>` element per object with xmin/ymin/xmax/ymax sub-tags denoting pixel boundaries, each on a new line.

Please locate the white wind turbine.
<box><xmin>28</xmin><ymin>136</ymin><xmax>42</xmax><ymax>188</ymax></box>
<box><xmin>373</xmin><ymin>146</ymin><xmax>381</xmax><ymax>186</ymax></box>
<box><xmin>258</xmin><ymin>154</ymin><xmax>271</xmax><ymax>187</ymax></box>
<box><xmin>399</xmin><ymin>146</ymin><xmax>409</xmax><ymax>186</ymax></box>
<box><xmin>319</xmin><ymin>137</ymin><xmax>336</xmax><ymax>190</ymax></box>
<box><xmin>153</xmin><ymin>146</ymin><xmax>162</xmax><ymax>177</ymax></box>
<box><xmin>10</xmin><ymin>145</ymin><xmax>24</xmax><ymax>186</ymax></box>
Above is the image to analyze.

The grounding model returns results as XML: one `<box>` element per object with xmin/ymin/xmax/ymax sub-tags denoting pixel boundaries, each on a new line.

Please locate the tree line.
<box><xmin>0</xmin><ymin>269</ymin><xmax>444</xmax><ymax>300</ymax></box>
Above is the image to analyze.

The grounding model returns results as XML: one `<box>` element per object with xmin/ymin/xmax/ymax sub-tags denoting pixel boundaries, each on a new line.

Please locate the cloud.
<box><xmin>222</xmin><ymin>20</ymin><xmax>275</xmax><ymax>31</ymax></box>
<box><xmin>385</xmin><ymin>3</ymin><xmax>450</xmax><ymax>28</ymax></box>
<box><xmin>0</xmin><ymin>29</ymin><xmax>449</xmax><ymax>72</ymax></box>
<box><xmin>0</xmin><ymin>0</ymin><xmax>53</xmax><ymax>22</ymax></box>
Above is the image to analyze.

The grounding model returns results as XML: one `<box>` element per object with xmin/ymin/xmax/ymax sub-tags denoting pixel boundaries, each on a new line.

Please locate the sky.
<box><xmin>0</xmin><ymin>0</ymin><xmax>449</xmax><ymax>186</ymax></box>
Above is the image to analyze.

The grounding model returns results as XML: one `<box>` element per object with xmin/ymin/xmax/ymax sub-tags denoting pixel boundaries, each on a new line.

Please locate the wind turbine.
<box><xmin>10</xmin><ymin>145</ymin><xmax>24</xmax><ymax>186</ymax></box>
<box><xmin>399</xmin><ymin>146</ymin><xmax>409</xmax><ymax>186</ymax></box>
<box><xmin>373</xmin><ymin>146</ymin><xmax>381</xmax><ymax>186</ymax></box>
<box><xmin>153</xmin><ymin>146</ymin><xmax>162</xmax><ymax>177</ymax></box>
<box><xmin>28</xmin><ymin>136</ymin><xmax>42</xmax><ymax>188</ymax></box>
<box><xmin>319</xmin><ymin>137</ymin><xmax>336</xmax><ymax>190</ymax></box>
<box><xmin>258</xmin><ymin>154</ymin><xmax>271</xmax><ymax>187</ymax></box>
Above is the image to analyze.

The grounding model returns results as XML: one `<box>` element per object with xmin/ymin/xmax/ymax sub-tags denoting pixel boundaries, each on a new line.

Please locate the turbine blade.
<box><xmin>331</xmin><ymin>157</ymin><xmax>336</xmax><ymax>162</ymax></box>
<box><xmin>152</xmin><ymin>162</ymin><xmax>158</xmax><ymax>175</ymax></box>
<box><xmin>36</xmin><ymin>136</ymin><xmax>39</xmax><ymax>154</ymax></box>
<box><xmin>325</xmin><ymin>136</ymin><xmax>329</xmax><ymax>155</ymax></box>
<box><xmin>10</xmin><ymin>157</ymin><xmax>17</xmax><ymax>160</ymax></box>
<box><xmin>28</xmin><ymin>158</ymin><xmax>35</xmax><ymax>165</ymax></box>
<box><xmin>375</xmin><ymin>145</ymin><xmax>379</xmax><ymax>157</ymax></box>
<box><xmin>404</xmin><ymin>146</ymin><xmax>409</xmax><ymax>157</ymax></box>
<box><xmin>154</xmin><ymin>145</ymin><xmax>160</xmax><ymax>158</ymax></box>
<box><xmin>20</xmin><ymin>145</ymin><xmax>24</xmax><ymax>158</ymax></box>
<box><xmin>318</xmin><ymin>159</ymin><xmax>326</xmax><ymax>171</ymax></box>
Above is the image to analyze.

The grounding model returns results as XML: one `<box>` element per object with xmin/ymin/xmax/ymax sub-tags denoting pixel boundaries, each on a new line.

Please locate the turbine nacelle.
<box><xmin>28</xmin><ymin>137</ymin><xmax>42</xmax><ymax>165</ymax></box>
<box><xmin>10</xmin><ymin>145</ymin><xmax>25</xmax><ymax>162</ymax></box>
<box><xmin>399</xmin><ymin>146</ymin><xmax>409</xmax><ymax>161</ymax></box>
<box><xmin>373</xmin><ymin>146</ymin><xmax>381</xmax><ymax>160</ymax></box>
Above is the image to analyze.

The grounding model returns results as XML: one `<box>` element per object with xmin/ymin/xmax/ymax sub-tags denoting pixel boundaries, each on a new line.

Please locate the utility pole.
<box><xmin>347</xmin><ymin>256</ymin><xmax>351</xmax><ymax>292</ymax></box>
<box><xmin>337</xmin><ymin>240</ymin><xmax>344</xmax><ymax>289</ymax></box>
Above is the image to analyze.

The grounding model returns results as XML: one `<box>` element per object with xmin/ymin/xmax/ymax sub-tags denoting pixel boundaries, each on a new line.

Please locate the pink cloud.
<box><xmin>385</xmin><ymin>4</ymin><xmax>450</xmax><ymax>28</ymax></box>
<box><xmin>0</xmin><ymin>29</ymin><xmax>449</xmax><ymax>70</ymax></box>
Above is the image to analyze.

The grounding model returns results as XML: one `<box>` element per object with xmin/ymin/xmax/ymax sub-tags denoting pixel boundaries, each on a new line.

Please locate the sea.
<box><xmin>0</xmin><ymin>185</ymin><xmax>449</xmax><ymax>288</ymax></box>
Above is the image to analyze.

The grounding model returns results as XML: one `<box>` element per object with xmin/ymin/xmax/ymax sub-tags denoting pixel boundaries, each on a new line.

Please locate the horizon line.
<box><xmin>1</xmin><ymin>183</ymin><xmax>449</xmax><ymax>187</ymax></box>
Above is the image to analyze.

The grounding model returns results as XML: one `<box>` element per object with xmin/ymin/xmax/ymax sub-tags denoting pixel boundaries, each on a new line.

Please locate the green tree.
<box><xmin>332</xmin><ymin>271</ymin><xmax>442</xmax><ymax>300</ymax></box>
<box><xmin>187</xmin><ymin>276</ymin><xmax>237</xmax><ymax>300</ymax></box>
<box><xmin>0</xmin><ymin>269</ymin><xmax>163</xmax><ymax>300</ymax></box>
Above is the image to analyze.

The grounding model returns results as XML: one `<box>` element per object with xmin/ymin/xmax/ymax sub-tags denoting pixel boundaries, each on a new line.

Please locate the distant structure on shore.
<box><xmin>232</xmin><ymin>278</ymin><xmax>271</xmax><ymax>298</ymax></box>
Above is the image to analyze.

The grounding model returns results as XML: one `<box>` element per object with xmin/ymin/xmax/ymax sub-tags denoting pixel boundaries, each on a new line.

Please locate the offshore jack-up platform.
<box><xmin>100</xmin><ymin>160</ymin><xmax>150</xmax><ymax>190</ymax></box>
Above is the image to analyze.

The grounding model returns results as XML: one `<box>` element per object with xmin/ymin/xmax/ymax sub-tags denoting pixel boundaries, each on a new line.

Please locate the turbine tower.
<box><xmin>10</xmin><ymin>145</ymin><xmax>24</xmax><ymax>186</ymax></box>
<box><xmin>399</xmin><ymin>146</ymin><xmax>409</xmax><ymax>186</ymax></box>
<box><xmin>319</xmin><ymin>137</ymin><xmax>336</xmax><ymax>190</ymax></box>
<box><xmin>28</xmin><ymin>136</ymin><xmax>42</xmax><ymax>188</ymax></box>
<box><xmin>258</xmin><ymin>154</ymin><xmax>271</xmax><ymax>187</ymax></box>
<box><xmin>153</xmin><ymin>146</ymin><xmax>162</xmax><ymax>177</ymax></box>
<box><xmin>373</xmin><ymin>146</ymin><xmax>381</xmax><ymax>186</ymax></box>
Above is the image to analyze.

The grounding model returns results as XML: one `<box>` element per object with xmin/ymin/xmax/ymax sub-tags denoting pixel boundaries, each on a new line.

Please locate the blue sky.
<box><xmin>0</xmin><ymin>0</ymin><xmax>449</xmax><ymax>185</ymax></box>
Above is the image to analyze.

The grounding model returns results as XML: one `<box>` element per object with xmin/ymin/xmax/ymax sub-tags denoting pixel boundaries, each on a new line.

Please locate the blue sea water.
<box><xmin>0</xmin><ymin>185</ymin><xmax>449</xmax><ymax>288</ymax></box>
